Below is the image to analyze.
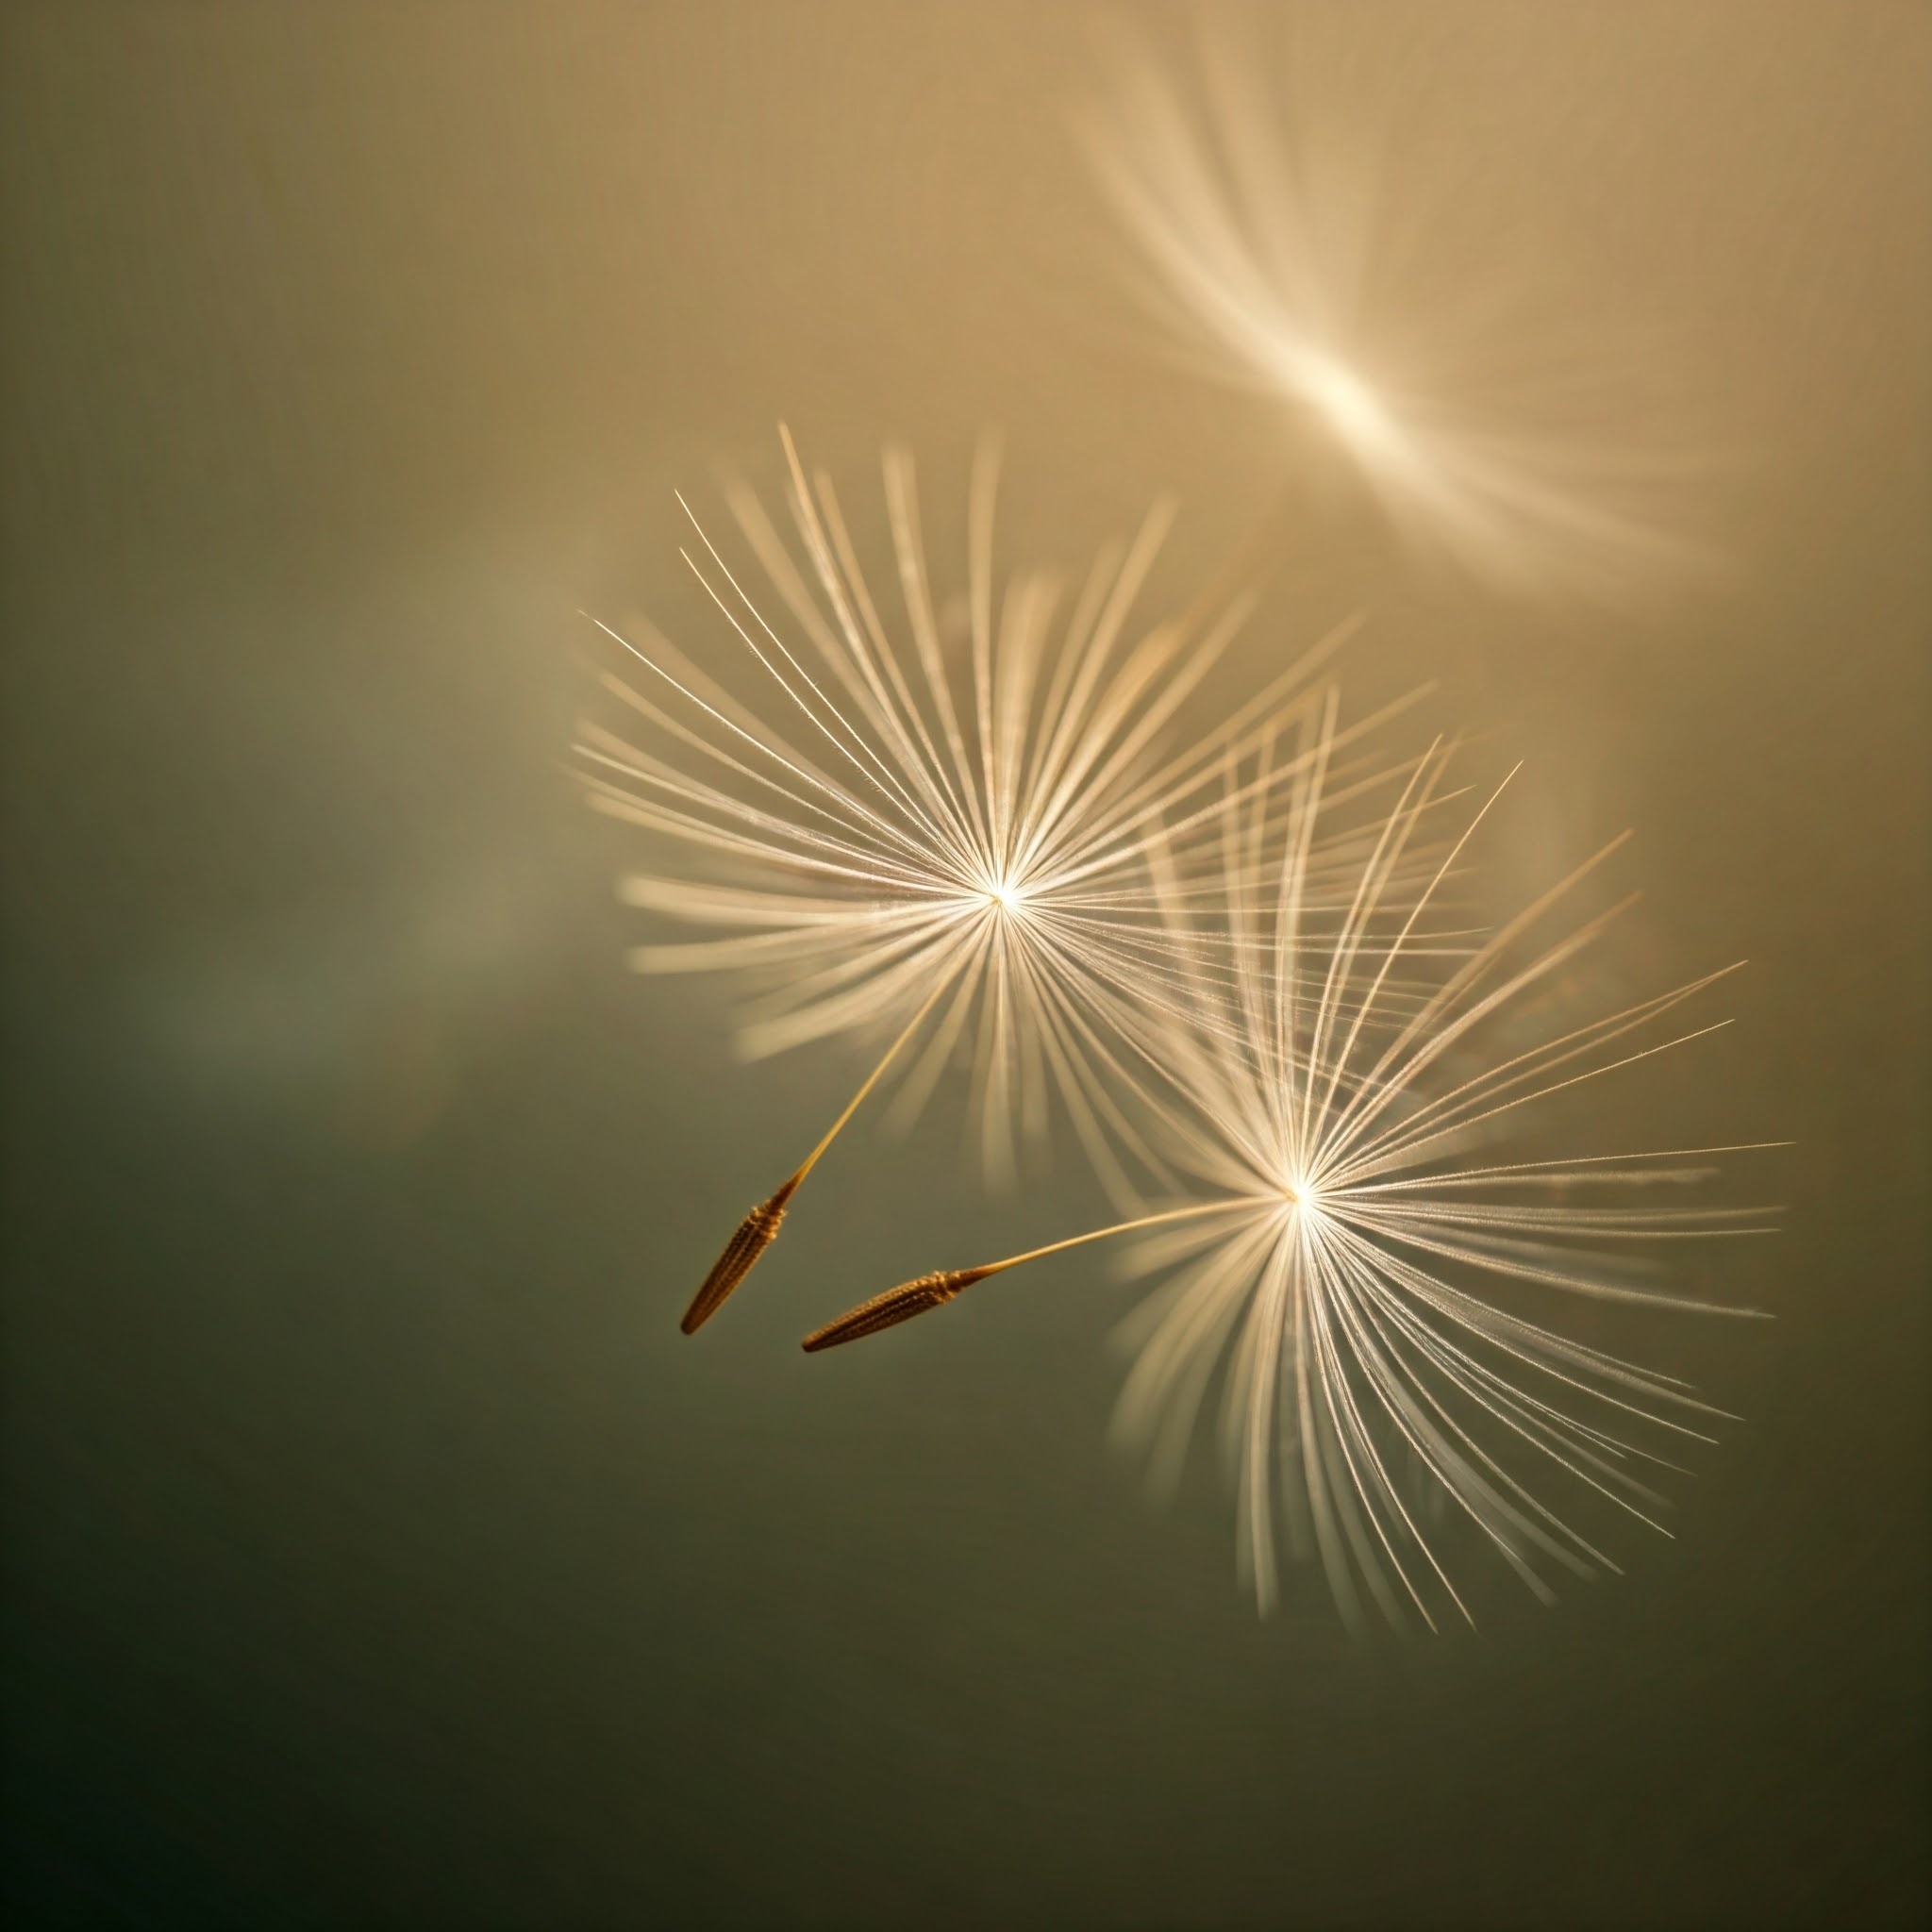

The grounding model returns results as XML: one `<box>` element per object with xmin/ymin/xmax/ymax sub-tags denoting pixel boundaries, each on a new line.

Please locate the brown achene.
<box><xmin>680</xmin><ymin>974</ymin><xmax>955</xmax><ymax>1334</ymax></box>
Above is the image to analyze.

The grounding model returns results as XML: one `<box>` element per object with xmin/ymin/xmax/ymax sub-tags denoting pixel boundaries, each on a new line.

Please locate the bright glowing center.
<box><xmin>1296</xmin><ymin>352</ymin><xmax>1399</xmax><ymax>461</ymax></box>
<box><xmin>1285</xmin><ymin>1177</ymin><xmax>1324</xmax><ymax>1212</ymax></box>
<box><xmin>984</xmin><ymin>879</ymin><xmax>1024</xmax><ymax>913</ymax></box>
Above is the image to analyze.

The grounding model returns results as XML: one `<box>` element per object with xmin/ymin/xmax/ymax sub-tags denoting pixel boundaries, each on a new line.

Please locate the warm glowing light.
<box><xmin>1291</xmin><ymin>352</ymin><xmax>1400</xmax><ymax>464</ymax></box>
<box><xmin>1081</xmin><ymin>32</ymin><xmax>1716</xmax><ymax>594</ymax></box>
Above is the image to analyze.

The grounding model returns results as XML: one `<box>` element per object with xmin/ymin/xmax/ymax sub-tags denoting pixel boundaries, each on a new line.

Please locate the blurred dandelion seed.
<box><xmin>805</xmin><ymin>723</ymin><xmax>1777</xmax><ymax>1628</ymax></box>
<box><xmin>579</xmin><ymin>428</ymin><xmax>1403</xmax><ymax>1331</ymax></box>
<box><xmin>1080</xmin><ymin>25</ymin><xmax>1718</xmax><ymax>594</ymax></box>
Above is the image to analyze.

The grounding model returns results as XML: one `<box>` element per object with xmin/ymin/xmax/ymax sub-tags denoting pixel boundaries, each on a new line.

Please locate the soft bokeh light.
<box><xmin>1082</xmin><ymin>20</ymin><xmax>1726</xmax><ymax>596</ymax></box>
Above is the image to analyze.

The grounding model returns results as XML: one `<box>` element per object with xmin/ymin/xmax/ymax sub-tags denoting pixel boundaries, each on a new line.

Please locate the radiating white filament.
<box><xmin>1099</xmin><ymin>728</ymin><xmax>1776</xmax><ymax>1626</ymax></box>
<box><xmin>579</xmin><ymin>429</ymin><xmax>1422</xmax><ymax>1199</ymax></box>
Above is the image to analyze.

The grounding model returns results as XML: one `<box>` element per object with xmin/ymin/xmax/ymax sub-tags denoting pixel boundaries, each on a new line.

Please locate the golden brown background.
<box><xmin>3</xmin><ymin>4</ymin><xmax>1925</xmax><ymax>1924</ymax></box>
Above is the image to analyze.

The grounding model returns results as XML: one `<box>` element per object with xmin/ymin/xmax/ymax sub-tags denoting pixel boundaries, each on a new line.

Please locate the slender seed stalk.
<box><xmin>681</xmin><ymin>972</ymin><xmax>958</xmax><ymax>1335</ymax></box>
<box><xmin>799</xmin><ymin>1195</ymin><xmax>1262</xmax><ymax>1352</ymax></box>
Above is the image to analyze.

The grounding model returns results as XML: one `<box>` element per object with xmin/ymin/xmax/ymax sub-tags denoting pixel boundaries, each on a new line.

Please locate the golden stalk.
<box><xmin>799</xmin><ymin>1196</ymin><xmax>1258</xmax><ymax>1353</ymax></box>
<box><xmin>680</xmin><ymin>971</ymin><xmax>957</xmax><ymax>1335</ymax></box>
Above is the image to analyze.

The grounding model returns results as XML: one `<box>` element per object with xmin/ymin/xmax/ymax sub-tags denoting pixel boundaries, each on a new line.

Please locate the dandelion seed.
<box><xmin>581</xmin><ymin>429</ymin><xmax>1407</xmax><ymax>1331</ymax></box>
<box><xmin>805</xmin><ymin>720</ymin><xmax>1776</xmax><ymax>1627</ymax></box>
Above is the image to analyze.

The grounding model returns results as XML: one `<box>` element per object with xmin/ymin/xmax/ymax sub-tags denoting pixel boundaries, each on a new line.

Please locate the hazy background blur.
<box><xmin>2</xmin><ymin>4</ymin><xmax>1925</xmax><ymax>1925</ymax></box>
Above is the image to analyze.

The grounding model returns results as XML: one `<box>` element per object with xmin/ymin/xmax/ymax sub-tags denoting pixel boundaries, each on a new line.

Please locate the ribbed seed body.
<box><xmin>681</xmin><ymin>1178</ymin><xmax>797</xmax><ymax>1334</ymax></box>
<box><xmin>800</xmin><ymin>1265</ymin><xmax>993</xmax><ymax>1353</ymax></box>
